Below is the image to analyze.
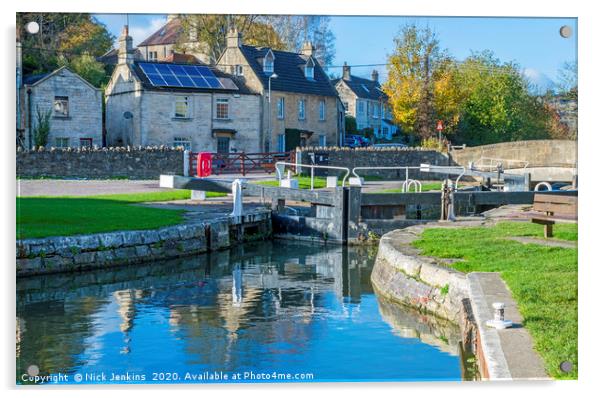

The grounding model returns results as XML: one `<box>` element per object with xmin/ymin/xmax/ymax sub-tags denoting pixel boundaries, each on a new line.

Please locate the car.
<box><xmin>343</xmin><ymin>136</ymin><xmax>360</xmax><ymax>148</ymax></box>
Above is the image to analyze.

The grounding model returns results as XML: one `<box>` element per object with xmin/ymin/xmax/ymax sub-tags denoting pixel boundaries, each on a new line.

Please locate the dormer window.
<box><xmin>263</xmin><ymin>50</ymin><xmax>274</xmax><ymax>74</ymax></box>
<box><xmin>304</xmin><ymin>58</ymin><xmax>315</xmax><ymax>79</ymax></box>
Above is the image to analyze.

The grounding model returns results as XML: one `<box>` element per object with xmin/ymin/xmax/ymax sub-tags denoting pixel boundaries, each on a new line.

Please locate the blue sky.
<box><xmin>94</xmin><ymin>14</ymin><xmax>577</xmax><ymax>90</ymax></box>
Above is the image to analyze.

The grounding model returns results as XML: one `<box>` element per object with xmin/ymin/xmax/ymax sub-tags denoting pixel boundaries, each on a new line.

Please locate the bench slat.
<box><xmin>532</xmin><ymin>202</ymin><xmax>578</xmax><ymax>215</ymax></box>
<box><xmin>534</xmin><ymin>194</ymin><xmax>577</xmax><ymax>205</ymax></box>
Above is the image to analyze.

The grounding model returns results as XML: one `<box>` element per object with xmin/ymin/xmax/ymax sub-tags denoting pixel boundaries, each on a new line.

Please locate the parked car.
<box><xmin>343</xmin><ymin>136</ymin><xmax>361</xmax><ymax>148</ymax></box>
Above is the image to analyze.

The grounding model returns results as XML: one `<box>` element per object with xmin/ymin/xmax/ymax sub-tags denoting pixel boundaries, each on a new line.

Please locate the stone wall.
<box><xmin>450</xmin><ymin>139</ymin><xmax>577</xmax><ymax>169</ymax></box>
<box><xmin>16</xmin><ymin>211</ymin><xmax>271</xmax><ymax>277</ymax></box>
<box><xmin>297</xmin><ymin>146</ymin><xmax>450</xmax><ymax>179</ymax></box>
<box><xmin>16</xmin><ymin>147</ymin><xmax>185</xmax><ymax>179</ymax></box>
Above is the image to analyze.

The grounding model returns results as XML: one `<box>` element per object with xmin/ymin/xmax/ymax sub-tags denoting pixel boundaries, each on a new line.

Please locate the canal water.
<box><xmin>17</xmin><ymin>241</ymin><xmax>463</xmax><ymax>384</ymax></box>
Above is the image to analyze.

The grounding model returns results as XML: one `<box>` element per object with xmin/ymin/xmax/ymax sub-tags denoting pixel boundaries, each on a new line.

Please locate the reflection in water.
<box><xmin>16</xmin><ymin>241</ymin><xmax>462</xmax><ymax>383</ymax></box>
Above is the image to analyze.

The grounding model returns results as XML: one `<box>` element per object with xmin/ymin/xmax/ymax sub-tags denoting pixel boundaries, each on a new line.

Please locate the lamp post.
<box><xmin>266</xmin><ymin>73</ymin><xmax>278</xmax><ymax>152</ymax></box>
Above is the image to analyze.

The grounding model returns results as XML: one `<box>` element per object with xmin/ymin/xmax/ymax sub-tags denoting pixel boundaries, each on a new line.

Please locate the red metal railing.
<box><xmin>188</xmin><ymin>151</ymin><xmax>295</xmax><ymax>177</ymax></box>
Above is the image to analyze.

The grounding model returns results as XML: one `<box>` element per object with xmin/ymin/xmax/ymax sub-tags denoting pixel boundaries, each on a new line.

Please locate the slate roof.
<box><xmin>97</xmin><ymin>47</ymin><xmax>143</xmax><ymax>65</ymax></box>
<box><xmin>332</xmin><ymin>75</ymin><xmax>386</xmax><ymax>101</ymax></box>
<box><xmin>130</xmin><ymin>61</ymin><xmax>256</xmax><ymax>95</ymax></box>
<box><xmin>239</xmin><ymin>45</ymin><xmax>338</xmax><ymax>97</ymax></box>
<box><xmin>23</xmin><ymin>73</ymin><xmax>50</xmax><ymax>85</ymax></box>
<box><xmin>138</xmin><ymin>18</ymin><xmax>182</xmax><ymax>47</ymax></box>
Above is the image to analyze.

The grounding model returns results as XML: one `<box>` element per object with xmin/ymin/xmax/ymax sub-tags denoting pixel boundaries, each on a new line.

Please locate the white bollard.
<box><xmin>230</xmin><ymin>179</ymin><xmax>243</xmax><ymax>217</ymax></box>
<box><xmin>486</xmin><ymin>302</ymin><xmax>513</xmax><ymax>329</ymax></box>
<box><xmin>191</xmin><ymin>190</ymin><xmax>206</xmax><ymax>201</ymax></box>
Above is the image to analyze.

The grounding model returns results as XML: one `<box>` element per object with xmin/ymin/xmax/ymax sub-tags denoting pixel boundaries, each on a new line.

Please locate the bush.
<box><xmin>33</xmin><ymin>107</ymin><xmax>52</xmax><ymax>147</ymax></box>
<box><xmin>420</xmin><ymin>136</ymin><xmax>449</xmax><ymax>152</ymax></box>
<box><xmin>345</xmin><ymin>116</ymin><xmax>357</xmax><ymax>134</ymax></box>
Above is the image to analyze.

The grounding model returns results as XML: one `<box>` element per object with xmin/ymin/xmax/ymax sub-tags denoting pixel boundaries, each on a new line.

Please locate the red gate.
<box><xmin>188</xmin><ymin>151</ymin><xmax>296</xmax><ymax>177</ymax></box>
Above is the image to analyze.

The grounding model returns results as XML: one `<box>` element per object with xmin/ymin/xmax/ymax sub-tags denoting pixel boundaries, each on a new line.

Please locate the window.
<box><xmin>79</xmin><ymin>138</ymin><xmax>93</xmax><ymax>148</ymax></box>
<box><xmin>319</xmin><ymin>135</ymin><xmax>326</xmax><ymax>147</ymax></box>
<box><xmin>263</xmin><ymin>50</ymin><xmax>274</xmax><ymax>73</ymax></box>
<box><xmin>383</xmin><ymin>127</ymin><xmax>389</xmax><ymax>136</ymax></box>
<box><xmin>53</xmin><ymin>96</ymin><xmax>69</xmax><ymax>117</ymax></box>
<box><xmin>343</xmin><ymin>102</ymin><xmax>349</xmax><ymax>112</ymax></box>
<box><xmin>216</xmin><ymin>98</ymin><xmax>229</xmax><ymax>119</ymax></box>
<box><xmin>217</xmin><ymin>136</ymin><xmax>230</xmax><ymax>153</ymax></box>
<box><xmin>298</xmin><ymin>99</ymin><xmax>306</xmax><ymax>120</ymax></box>
<box><xmin>373</xmin><ymin>102</ymin><xmax>379</xmax><ymax>119</ymax></box>
<box><xmin>319</xmin><ymin>100</ymin><xmax>326</xmax><ymax>121</ymax></box>
<box><xmin>174</xmin><ymin>96</ymin><xmax>190</xmax><ymax>118</ymax></box>
<box><xmin>358</xmin><ymin>101</ymin><xmax>364</xmax><ymax>114</ymax></box>
<box><xmin>55</xmin><ymin>137</ymin><xmax>70</xmax><ymax>148</ymax></box>
<box><xmin>277</xmin><ymin>97</ymin><xmax>285</xmax><ymax>119</ymax></box>
<box><xmin>148</xmin><ymin>51</ymin><xmax>158</xmax><ymax>61</ymax></box>
<box><xmin>234</xmin><ymin>65</ymin><xmax>244</xmax><ymax>76</ymax></box>
<box><xmin>173</xmin><ymin>137</ymin><xmax>191</xmax><ymax>151</ymax></box>
<box><xmin>277</xmin><ymin>134</ymin><xmax>285</xmax><ymax>152</ymax></box>
<box><xmin>305</xmin><ymin>58</ymin><xmax>315</xmax><ymax>79</ymax></box>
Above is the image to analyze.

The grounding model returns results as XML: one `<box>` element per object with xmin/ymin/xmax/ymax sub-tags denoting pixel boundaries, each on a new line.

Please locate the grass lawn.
<box><xmin>16</xmin><ymin>190</ymin><xmax>225</xmax><ymax>239</ymax></box>
<box><xmin>254</xmin><ymin>176</ymin><xmax>340</xmax><ymax>189</ymax></box>
<box><xmin>412</xmin><ymin>221</ymin><xmax>578</xmax><ymax>379</ymax></box>
<box><xmin>377</xmin><ymin>181</ymin><xmax>448</xmax><ymax>193</ymax></box>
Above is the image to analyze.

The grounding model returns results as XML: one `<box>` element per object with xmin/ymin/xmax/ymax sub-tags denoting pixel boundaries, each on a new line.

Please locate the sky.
<box><xmin>94</xmin><ymin>14</ymin><xmax>577</xmax><ymax>91</ymax></box>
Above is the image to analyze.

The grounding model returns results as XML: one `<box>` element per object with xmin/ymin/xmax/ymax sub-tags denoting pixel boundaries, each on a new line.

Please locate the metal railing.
<box><xmin>275</xmin><ymin>162</ymin><xmax>351</xmax><ymax>189</ymax></box>
<box><xmin>472</xmin><ymin>157</ymin><xmax>529</xmax><ymax>172</ymax></box>
<box><xmin>188</xmin><ymin>151</ymin><xmax>295</xmax><ymax>177</ymax></box>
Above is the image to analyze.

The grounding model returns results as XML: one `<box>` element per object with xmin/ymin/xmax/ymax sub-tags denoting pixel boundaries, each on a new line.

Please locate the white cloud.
<box><xmin>128</xmin><ymin>18</ymin><xmax>166</xmax><ymax>47</ymax></box>
<box><xmin>522</xmin><ymin>68</ymin><xmax>556</xmax><ymax>94</ymax></box>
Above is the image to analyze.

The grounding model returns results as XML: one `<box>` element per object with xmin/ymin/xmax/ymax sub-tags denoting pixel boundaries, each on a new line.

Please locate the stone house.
<box><xmin>216</xmin><ymin>29</ymin><xmax>344</xmax><ymax>152</ymax></box>
<box><xmin>136</xmin><ymin>15</ymin><xmax>209</xmax><ymax>64</ymax></box>
<box><xmin>105</xmin><ymin>26</ymin><xmax>262</xmax><ymax>153</ymax></box>
<box><xmin>332</xmin><ymin>63</ymin><xmax>398</xmax><ymax>140</ymax></box>
<box><xmin>21</xmin><ymin>66</ymin><xmax>103</xmax><ymax>149</ymax></box>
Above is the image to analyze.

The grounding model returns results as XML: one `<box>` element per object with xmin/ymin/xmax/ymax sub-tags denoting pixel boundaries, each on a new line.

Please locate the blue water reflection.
<box><xmin>16</xmin><ymin>241</ymin><xmax>462</xmax><ymax>384</ymax></box>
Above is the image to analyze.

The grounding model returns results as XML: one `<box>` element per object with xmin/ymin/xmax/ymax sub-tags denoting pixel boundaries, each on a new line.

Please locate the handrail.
<box><xmin>473</xmin><ymin>157</ymin><xmax>530</xmax><ymax>172</ymax></box>
<box><xmin>275</xmin><ymin>162</ymin><xmax>351</xmax><ymax>188</ymax></box>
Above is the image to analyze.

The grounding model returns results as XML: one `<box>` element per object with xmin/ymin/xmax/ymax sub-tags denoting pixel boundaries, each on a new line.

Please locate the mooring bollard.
<box><xmin>230</xmin><ymin>179</ymin><xmax>243</xmax><ymax>217</ymax></box>
<box><xmin>486</xmin><ymin>302</ymin><xmax>513</xmax><ymax>329</ymax></box>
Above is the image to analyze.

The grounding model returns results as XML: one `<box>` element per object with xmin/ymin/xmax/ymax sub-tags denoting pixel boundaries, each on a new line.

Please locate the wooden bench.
<box><xmin>531</xmin><ymin>193</ymin><xmax>577</xmax><ymax>238</ymax></box>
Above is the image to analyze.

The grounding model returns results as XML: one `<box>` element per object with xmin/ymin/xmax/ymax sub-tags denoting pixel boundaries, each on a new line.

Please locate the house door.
<box><xmin>217</xmin><ymin>137</ymin><xmax>230</xmax><ymax>153</ymax></box>
<box><xmin>284</xmin><ymin>129</ymin><xmax>300</xmax><ymax>152</ymax></box>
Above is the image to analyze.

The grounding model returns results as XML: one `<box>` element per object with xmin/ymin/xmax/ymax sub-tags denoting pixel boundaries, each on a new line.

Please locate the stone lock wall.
<box><xmin>297</xmin><ymin>147</ymin><xmax>450</xmax><ymax>179</ymax></box>
<box><xmin>16</xmin><ymin>146</ymin><xmax>185</xmax><ymax>179</ymax></box>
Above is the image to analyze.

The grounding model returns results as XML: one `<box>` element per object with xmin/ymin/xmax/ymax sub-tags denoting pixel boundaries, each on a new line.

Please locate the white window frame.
<box><xmin>53</xmin><ymin>96</ymin><xmax>69</xmax><ymax>117</ymax></box>
<box><xmin>263</xmin><ymin>50</ymin><xmax>275</xmax><ymax>74</ymax></box>
<box><xmin>319</xmin><ymin>135</ymin><xmax>326</xmax><ymax>147</ymax></box>
<box><xmin>305</xmin><ymin>58</ymin><xmax>315</xmax><ymax>79</ymax></box>
<box><xmin>55</xmin><ymin>137</ymin><xmax>70</xmax><ymax>148</ymax></box>
<box><xmin>277</xmin><ymin>134</ymin><xmax>285</xmax><ymax>152</ymax></box>
<box><xmin>173</xmin><ymin>137</ymin><xmax>191</xmax><ymax>151</ymax></box>
<box><xmin>234</xmin><ymin>65</ymin><xmax>244</xmax><ymax>76</ymax></box>
<box><xmin>174</xmin><ymin>96</ymin><xmax>191</xmax><ymax>119</ymax></box>
<box><xmin>319</xmin><ymin>100</ymin><xmax>326</xmax><ymax>121</ymax></box>
<box><xmin>373</xmin><ymin>102</ymin><xmax>379</xmax><ymax>119</ymax></box>
<box><xmin>358</xmin><ymin>100</ymin><xmax>364</xmax><ymax>114</ymax></box>
<box><xmin>298</xmin><ymin>99</ymin><xmax>306</xmax><ymax>120</ymax></box>
<box><xmin>215</xmin><ymin>98</ymin><xmax>229</xmax><ymax>120</ymax></box>
<box><xmin>277</xmin><ymin>97</ymin><xmax>285</xmax><ymax>119</ymax></box>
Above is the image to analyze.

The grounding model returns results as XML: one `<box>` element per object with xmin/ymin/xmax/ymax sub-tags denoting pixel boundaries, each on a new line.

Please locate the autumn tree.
<box><xmin>383</xmin><ymin>24</ymin><xmax>454</xmax><ymax>139</ymax></box>
<box><xmin>177</xmin><ymin>15</ymin><xmax>286</xmax><ymax>64</ymax></box>
<box><xmin>57</xmin><ymin>53</ymin><xmax>108</xmax><ymax>88</ymax></box>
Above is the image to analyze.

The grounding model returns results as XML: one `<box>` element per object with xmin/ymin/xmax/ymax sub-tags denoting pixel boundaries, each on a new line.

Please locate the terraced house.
<box><xmin>217</xmin><ymin>29</ymin><xmax>345</xmax><ymax>151</ymax></box>
<box><xmin>104</xmin><ymin>26</ymin><xmax>261</xmax><ymax>153</ymax></box>
<box><xmin>333</xmin><ymin>63</ymin><xmax>398</xmax><ymax>140</ymax></box>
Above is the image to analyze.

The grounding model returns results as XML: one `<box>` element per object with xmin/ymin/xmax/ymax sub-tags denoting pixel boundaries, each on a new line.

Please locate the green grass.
<box><xmin>377</xmin><ymin>181</ymin><xmax>448</xmax><ymax>193</ymax></box>
<box><xmin>412</xmin><ymin>221</ymin><xmax>578</xmax><ymax>379</ymax></box>
<box><xmin>254</xmin><ymin>176</ymin><xmax>341</xmax><ymax>189</ymax></box>
<box><xmin>16</xmin><ymin>190</ymin><xmax>225</xmax><ymax>239</ymax></box>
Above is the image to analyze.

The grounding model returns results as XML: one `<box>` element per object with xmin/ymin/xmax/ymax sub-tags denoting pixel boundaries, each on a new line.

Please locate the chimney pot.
<box><xmin>342</xmin><ymin>62</ymin><xmax>351</xmax><ymax>81</ymax></box>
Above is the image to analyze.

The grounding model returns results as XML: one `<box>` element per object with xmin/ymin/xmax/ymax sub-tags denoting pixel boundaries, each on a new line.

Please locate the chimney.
<box><xmin>371</xmin><ymin>69</ymin><xmax>379</xmax><ymax>82</ymax></box>
<box><xmin>226</xmin><ymin>28</ymin><xmax>242</xmax><ymax>48</ymax></box>
<box><xmin>118</xmin><ymin>25</ymin><xmax>134</xmax><ymax>65</ymax></box>
<box><xmin>342</xmin><ymin>62</ymin><xmax>351</xmax><ymax>81</ymax></box>
<box><xmin>300</xmin><ymin>41</ymin><xmax>314</xmax><ymax>57</ymax></box>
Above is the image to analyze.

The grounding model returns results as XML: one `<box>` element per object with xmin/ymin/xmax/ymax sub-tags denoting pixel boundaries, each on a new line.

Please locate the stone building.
<box><xmin>216</xmin><ymin>29</ymin><xmax>345</xmax><ymax>151</ymax></box>
<box><xmin>332</xmin><ymin>63</ymin><xmax>397</xmax><ymax>140</ymax></box>
<box><xmin>105</xmin><ymin>26</ymin><xmax>261</xmax><ymax>153</ymax></box>
<box><xmin>21</xmin><ymin>67</ymin><xmax>103</xmax><ymax>149</ymax></box>
<box><xmin>136</xmin><ymin>15</ymin><xmax>209</xmax><ymax>64</ymax></box>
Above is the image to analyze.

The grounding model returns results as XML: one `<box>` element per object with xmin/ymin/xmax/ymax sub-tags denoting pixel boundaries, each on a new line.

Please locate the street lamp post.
<box><xmin>266</xmin><ymin>73</ymin><xmax>278</xmax><ymax>152</ymax></box>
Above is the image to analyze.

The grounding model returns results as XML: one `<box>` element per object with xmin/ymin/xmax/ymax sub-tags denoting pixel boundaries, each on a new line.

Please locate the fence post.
<box><xmin>240</xmin><ymin>152</ymin><xmax>246</xmax><ymax>176</ymax></box>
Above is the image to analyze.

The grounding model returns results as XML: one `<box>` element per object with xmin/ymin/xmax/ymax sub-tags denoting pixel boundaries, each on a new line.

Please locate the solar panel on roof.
<box><xmin>138</xmin><ymin>62</ymin><xmax>226</xmax><ymax>90</ymax></box>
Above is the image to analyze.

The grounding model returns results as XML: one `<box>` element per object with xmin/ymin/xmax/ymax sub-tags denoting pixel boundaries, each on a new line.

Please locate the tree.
<box><xmin>383</xmin><ymin>24</ymin><xmax>449</xmax><ymax>139</ymax></box>
<box><xmin>58</xmin><ymin>53</ymin><xmax>108</xmax><ymax>88</ymax></box>
<box><xmin>178</xmin><ymin>15</ymin><xmax>286</xmax><ymax>63</ymax></box>
<box><xmin>556</xmin><ymin>61</ymin><xmax>577</xmax><ymax>100</ymax></box>
<box><xmin>17</xmin><ymin>13</ymin><xmax>114</xmax><ymax>75</ymax></box>
<box><xmin>345</xmin><ymin>116</ymin><xmax>357</xmax><ymax>134</ymax></box>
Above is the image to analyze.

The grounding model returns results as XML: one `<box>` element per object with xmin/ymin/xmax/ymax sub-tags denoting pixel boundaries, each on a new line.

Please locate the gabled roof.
<box><xmin>130</xmin><ymin>61</ymin><xmax>255</xmax><ymax>95</ymax></box>
<box><xmin>138</xmin><ymin>18</ymin><xmax>182</xmax><ymax>47</ymax></box>
<box><xmin>97</xmin><ymin>47</ymin><xmax>143</xmax><ymax>65</ymax></box>
<box><xmin>332</xmin><ymin>75</ymin><xmax>386</xmax><ymax>101</ymax></box>
<box><xmin>23</xmin><ymin>66</ymin><xmax>100</xmax><ymax>91</ymax></box>
<box><xmin>238</xmin><ymin>45</ymin><xmax>338</xmax><ymax>97</ymax></box>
